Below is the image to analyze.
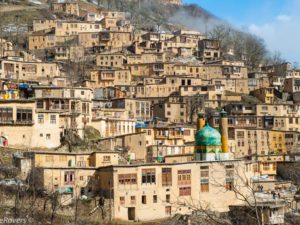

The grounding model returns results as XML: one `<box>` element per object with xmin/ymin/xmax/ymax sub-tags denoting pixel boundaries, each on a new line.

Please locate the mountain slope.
<box><xmin>100</xmin><ymin>0</ymin><xmax>272</xmax><ymax>69</ymax></box>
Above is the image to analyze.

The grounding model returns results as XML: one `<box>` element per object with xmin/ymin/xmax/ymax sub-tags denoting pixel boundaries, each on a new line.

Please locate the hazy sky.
<box><xmin>185</xmin><ymin>0</ymin><xmax>300</xmax><ymax>64</ymax></box>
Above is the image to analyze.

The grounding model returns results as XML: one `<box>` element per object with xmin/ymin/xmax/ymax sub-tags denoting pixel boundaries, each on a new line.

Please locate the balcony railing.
<box><xmin>155</xmin><ymin>134</ymin><xmax>167</xmax><ymax>139</ymax></box>
<box><xmin>287</xmin><ymin>110</ymin><xmax>297</xmax><ymax>114</ymax></box>
<box><xmin>15</xmin><ymin>120</ymin><xmax>34</xmax><ymax>125</ymax></box>
<box><xmin>0</xmin><ymin>120</ymin><xmax>34</xmax><ymax>125</ymax></box>
<box><xmin>168</xmin><ymin>134</ymin><xmax>183</xmax><ymax>139</ymax></box>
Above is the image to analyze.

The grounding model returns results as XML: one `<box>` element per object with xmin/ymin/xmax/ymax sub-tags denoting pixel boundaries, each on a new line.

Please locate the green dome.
<box><xmin>195</xmin><ymin>124</ymin><xmax>221</xmax><ymax>146</ymax></box>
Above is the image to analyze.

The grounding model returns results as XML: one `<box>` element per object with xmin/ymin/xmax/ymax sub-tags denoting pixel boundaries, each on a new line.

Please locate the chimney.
<box><xmin>197</xmin><ymin>112</ymin><xmax>205</xmax><ymax>131</ymax></box>
<box><xmin>220</xmin><ymin>109</ymin><xmax>229</xmax><ymax>153</ymax></box>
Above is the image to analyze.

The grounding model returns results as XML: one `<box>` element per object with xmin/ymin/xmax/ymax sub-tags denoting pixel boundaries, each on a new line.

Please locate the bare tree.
<box><xmin>187</xmin><ymin>94</ymin><xmax>204</xmax><ymax>124</ymax></box>
<box><xmin>162</xmin><ymin>163</ymin><xmax>269</xmax><ymax>225</ymax></box>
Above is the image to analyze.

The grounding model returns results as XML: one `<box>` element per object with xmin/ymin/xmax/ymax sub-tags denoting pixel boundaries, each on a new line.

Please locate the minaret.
<box><xmin>197</xmin><ymin>112</ymin><xmax>205</xmax><ymax>131</ymax></box>
<box><xmin>220</xmin><ymin>109</ymin><xmax>229</xmax><ymax>153</ymax></box>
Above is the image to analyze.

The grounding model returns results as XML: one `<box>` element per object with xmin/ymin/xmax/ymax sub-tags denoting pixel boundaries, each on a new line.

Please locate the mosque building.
<box><xmin>194</xmin><ymin>110</ymin><xmax>231</xmax><ymax>161</ymax></box>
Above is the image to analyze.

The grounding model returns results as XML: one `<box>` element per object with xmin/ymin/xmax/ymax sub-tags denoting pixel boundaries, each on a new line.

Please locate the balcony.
<box><xmin>15</xmin><ymin>120</ymin><xmax>34</xmax><ymax>125</ymax></box>
<box><xmin>228</xmin><ymin>119</ymin><xmax>257</xmax><ymax>128</ymax></box>
<box><xmin>231</xmin><ymin>107</ymin><xmax>255</xmax><ymax>115</ymax></box>
<box><xmin>0</xmin><ymin>120</ymin><xmax>14</xmax><ymax>125</ymax></box>
<box><xmin>0</xmin><ymin>120</ymin><xmax>34</xmax><ymax>126</ymax></box>
<box><xmin>154</xmin><ymin>134</ymin><xmax>167</xmax><ymax>139</ymax></box>
<box><xmin>101</xmin><ymin>74</ymin><xmax>115</xmax><ymax>81</ymax></box>
<box><xmin>168</xmin><ymin>133</ymin><xmax>183</xmax><ymax>139</ymax></box>
<box><xmin>49</xmin><ymin>106</ymin><xmax>69</xmax><ymax>111</ymax></box>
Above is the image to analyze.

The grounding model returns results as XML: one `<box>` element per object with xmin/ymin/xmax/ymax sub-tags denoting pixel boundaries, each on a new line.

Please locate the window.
<box><xmin>237</xmin><ymin>131</ymin><xmax>244</xmax><ymax>138</ymax></box>
<box><xmin>225</xmin><ymin>165</ymin><xmax>234</xmax><ymax>191</ymax></box>
<box><xmin>46</xmin><ymin>134</ymin><xmax>51</xmax><ymax>140</ymax></box>
<box><xmin>50</xmin><ymin>115</ymin><xmax>56</xmax><ymax>124</ymax></box>
<box><xmin>120</xmin><ymin>197</ymin><xmax>125</xmax><ymax>205</ymax></box>
<box><xmin>64</xmin><ymin>171</ymin><xmax>75</xmax><ymax>184</ymax></box>
<box><xmin>118</xmin><ymin>174</ymin><xmax>137</xmax><ymax>185</ymax></box>
<box><xmin>162</xmin><ymin>168</ymin><xmax>172</xmax><ymax>186</ymax></box>
<box><xmin>130</xmin><ymin>196</ymin><xmax>136</xmax><ymax>204</ymax></box>
<box><xmin>103</xmin><ymin>156</ymin><xmax>111</xmax><ymax>162</ymax></box>
<box><xmin>0</xmin><ymin>107</ymin><xmax>13</xmax><ymax>122</ymax></box>
<box><xmin>154</xmin><ymin>63</ymin><xmax>164</xmax><ymax>71</ymax></box>
<box><xmin>225</xmin><ymin>178</ymin><xmax>234</xmax><ymax>191</ymax></box>
<box><xmin>177</xmin><ymin>170</ymin><xmax>191</xmax><ymax>186</ymax></box>
<box><xmin>165</xmin><ymin>206</ymin><xmax>171</xmax><ymax>216</ymax></box>
<box><xmin>70</xmin><ymin>90</ymin><xmax>75</xmax><ymax>98</ymax></box>
<box><xmin>225</xmin><ymin>165</ymin><xmax>234</xmax><ymax>177</ymax></box>
<box><xmin>263</xmin><ymin>162</ymin><xmax>270</xmax><ymax>170</ymax></box>
<box><xmin>153</xmin><ymin>195</ymin><xmax>157</xmax><ymax>203</ymax></box>
<box><xmin>36</xmin><ymin>100</ymin><xmax>43</xmax><ymax>109</ymax></box>
<box><xmin>38</xmin><ymin>114</ymin><xmax>44</xmax><ymax>124</ymax></box>
<box><xmin>166</xmin><ymin>194</ymin><xmax>170</xmax><ymax>203</ymax></box>
<box><xmin>200</xmin><ymin>166</ymin><xmax>209</xmax><ymax>177</ymax></box>
<box><xmin>201</xmin><ymin>179</ymin><xmax>209</xmax><ymax>192</ymax></box>
<box><xmin>82</xmin><ymin>102</ymin><xmax>87</xmax><ymax>114</ymax></box>
<box><xmin>253</xmin><ymin>164</ymin><xmax>258</xmax><ymax>173</ymax></box>
<box><xmin>16</xmin><ymin>109</ymin><xmax>32</xmax><ymax>122</ymax></box>
<box><xmin>179</xmin><ymin>187</ymin><xmax>191</xmax><ymax>196</ymax></box>
<box><xmin>200</xmin><ymin>166</ymin><xmax>209</xmax><ymax>192</ymax></box>
<box><xmin>142</xmin><ymin>169</ymin><xmax>156</xmax><ymax>184</ymax></box>
<box><xmin>142</xmin><ymin>195</ymin><xmax>147</xmax><ymax>204</ymax></box>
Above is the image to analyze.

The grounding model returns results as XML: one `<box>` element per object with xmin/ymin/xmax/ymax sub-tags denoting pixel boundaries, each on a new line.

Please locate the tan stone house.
<box><xmin>51</xmin><ymin>1</ymin><xmax>80</xmax><ymax>16</ymax></box>
<box><xmin>95</xmin><ymin>160</ymin><xmax>256</xmax><ymax>221</ymax></box>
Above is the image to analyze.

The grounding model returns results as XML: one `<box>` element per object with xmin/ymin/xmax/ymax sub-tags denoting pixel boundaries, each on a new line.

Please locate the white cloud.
<box><xmin>248</xmin><ymin>1</ymin><xmax>300</xmax><ymax>63</ymax></box>
<box><xmin>276</xmin><ymin>14</ymin><xmax>291</xmax><ymax>22</ymax></box>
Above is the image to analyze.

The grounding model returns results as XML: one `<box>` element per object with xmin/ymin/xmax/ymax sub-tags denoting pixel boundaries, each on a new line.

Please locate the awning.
<box><xmin>56</xmin><ymin>187</ymin><xmax>73</xmax><ymax>194</ymax></box>
<box><xmin>18</xmin><ymin>84</ymin><xmax>29</xmax><ymax>89</ymax></box>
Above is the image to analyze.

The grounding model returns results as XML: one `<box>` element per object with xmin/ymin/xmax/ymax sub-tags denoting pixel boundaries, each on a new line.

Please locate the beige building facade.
<box><xmin>0</xmin><ymin>58</ymin><xmax>60</xmax><ymax>83</ymax></box>
<box><xmin>0</xmin><ymin>100</ymin><xmax>61</xmax><ymax>149</ymax></box>
<box><xmin>95</xmin><ymin>160</ymin><xmax>256</xmax><ymax>221</ymax></box>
